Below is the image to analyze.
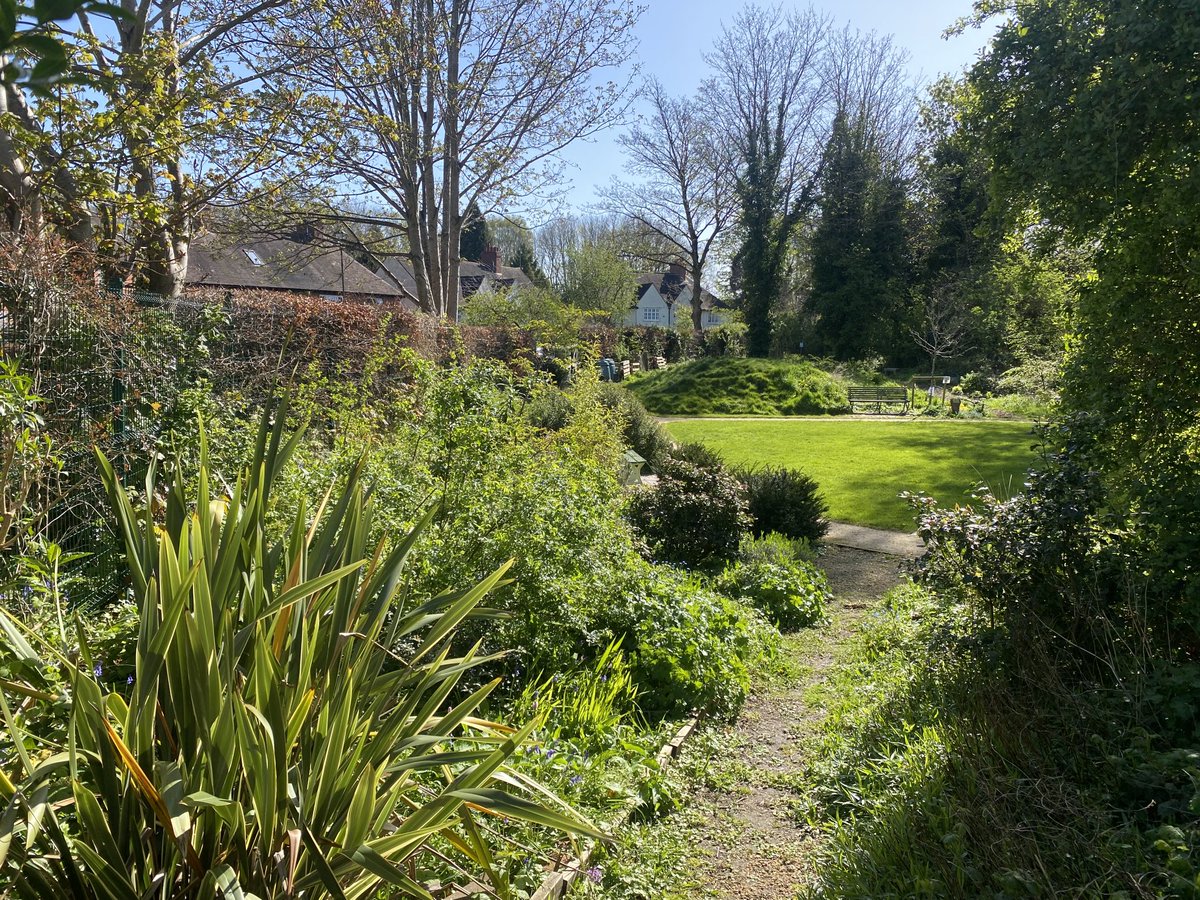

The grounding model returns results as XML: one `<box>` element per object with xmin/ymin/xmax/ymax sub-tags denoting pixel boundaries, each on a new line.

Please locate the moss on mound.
<box><xmin>626</xmin><ymin>357</ymin><xmax>851</xmax><ymax>416</ymax></box>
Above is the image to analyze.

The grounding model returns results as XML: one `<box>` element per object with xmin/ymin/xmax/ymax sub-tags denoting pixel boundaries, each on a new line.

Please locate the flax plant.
<box><xmin>0</xmin><ymin>399</ymin><xmax>596</xmax><ymax>898</ymax></box>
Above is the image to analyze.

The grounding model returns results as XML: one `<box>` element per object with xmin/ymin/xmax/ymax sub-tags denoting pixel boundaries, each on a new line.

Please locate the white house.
<box><xmin>623</xmin><ymin>264</ymin><xmax>729</xmax><ymax>330</ymax></box>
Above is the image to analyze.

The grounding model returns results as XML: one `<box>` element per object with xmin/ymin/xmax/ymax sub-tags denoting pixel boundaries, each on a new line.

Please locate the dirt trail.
<box><xmin>686</xmin><ymin>541</ymin><xmax>918</xmax><ymax>899</ymax></box>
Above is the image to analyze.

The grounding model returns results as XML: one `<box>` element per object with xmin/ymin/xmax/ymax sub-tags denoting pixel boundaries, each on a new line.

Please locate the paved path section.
<box><xmin>823</xmin><ymin>520</ymin><xmax>923</xmax><ymax>558</ymax></box>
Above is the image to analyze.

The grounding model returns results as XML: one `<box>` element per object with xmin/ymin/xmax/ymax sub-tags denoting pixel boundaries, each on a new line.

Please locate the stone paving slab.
<box><xmin>823</xmin><ymin>521</ymin><xmax>924</xmax><ymax>558</ymax></box>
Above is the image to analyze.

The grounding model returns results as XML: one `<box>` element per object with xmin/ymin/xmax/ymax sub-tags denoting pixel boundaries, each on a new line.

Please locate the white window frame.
<box><xmin>642</xmin><ymin>307</ymin><xmax>660</xmax><ymax>324</ymax></box>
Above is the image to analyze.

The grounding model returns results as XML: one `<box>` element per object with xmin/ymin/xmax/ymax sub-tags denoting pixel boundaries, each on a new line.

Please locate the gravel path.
<box><xmin>685</xmin><ymin>536</ymin><xmax>920</xmax><ymax>900</ymax></box>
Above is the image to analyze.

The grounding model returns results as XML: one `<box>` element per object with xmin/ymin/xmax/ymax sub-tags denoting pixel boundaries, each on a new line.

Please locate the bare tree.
<box><xmin>603</xmin><ymin>78</ymin><xmax>737</xmax><ymax>332</ymax></box>
<box><xmin>911</xmin><ymin>281</ymin><xmax>976</xmax><ymax>375</ymax></box>
<box><xmin>707</xmin><ymin>4</ymin><xmax>832</xmax><ymax>356</ymax></box>
<box><xmin>294</xmin><ymin>0</ymin><xmax>641</xmax><ymax>319</ymax></box>
<box><xmin>826</xmin><ymin>25</ymin><xmax>918</xmax><ymax>176</ymax></box>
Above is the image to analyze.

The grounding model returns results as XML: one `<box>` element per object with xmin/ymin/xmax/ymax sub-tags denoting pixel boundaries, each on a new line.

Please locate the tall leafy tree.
<box><xmin>562</xmin><ymin>242</ymin><xmax>636</xmax><ymax>321</ymax></box>
<box><xmin>962</xmin><ymin>0</ymin><xmax>1200</xmax><ymax>607</ymax></box>
<box><xmin>808</xmin><ymin>111</ymin><xmax>911</xmax><ymax>360</ymax></box>
<box><xmin>460</xmin><ymin>201</ymin><xmax>487</xmax><ymax>262</ymax></box>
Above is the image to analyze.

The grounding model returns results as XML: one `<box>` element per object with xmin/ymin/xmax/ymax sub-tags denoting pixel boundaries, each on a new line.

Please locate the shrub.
<box><xmin>0</xmin><ymin>401</ymin><xmax>594</xmax><ymax>897</ymax></box>
<box><xmin>596</xmin><ymin>381</ymin><xmax>672</xmax><ymax>468</ymax></box>
<box><xmin>739</xmin><ymin>465</ymin><xmax>830</xmax><ymax>543</ymax></box>
<box><xmin>717</xmin><ymin>558</ymin><xmax>831</xmax><ymax>630</ymax></box>
<box><xmin>625</xmin><ymin>457</ymin><xmax>751</xmax><ymax>571</ymax></box>
<box><xmin>524</xmin><ymin>382</ymin><xmax>574</xmax><ymax>430</ymax></box>
<box><xmin>666</xmin><ymin>440</ymin><xmax>726</xmax><ymax>470</ymax></box>
<box><xmin>739</xmin><ymin>531</ymin><xmax>817</xmax><ymax>566</ymax></box>
<box><xmin>597</xmin><ymin>564</ymin><xmax>773</xmax><ymax>717</ymax></box>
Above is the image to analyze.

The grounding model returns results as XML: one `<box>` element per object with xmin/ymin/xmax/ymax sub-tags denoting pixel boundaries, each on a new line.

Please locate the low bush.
<box><xmin>599</xmin><ymin>564</ymin><xmax>774</xmax><ymax>717</ymax></box>
<box><xmin>716</xmin><ymin>557</ymin><xmax>830</xmax><ymax>630</ymax></box>
<box><xmin>625</xmin><ymin>457</ymin><xmax>751</xmax><ymax>571</ymax></box>
<box><xmin>738</xmin><ymin>531</ymin><xmax>817</xmax><ymax>567</ymax></box>
<box><xmin>596</xmin><ymin>382</ymin><xmax>672</xmax><ymax>468</ymax></box>
<box><xmin>666</xmin><ymin>440</ymin><xmax>727</xmax><ymax>470</ymax></box>
<box><xmin>523</xmin><ymin>380</ymin><xmax>575</xmax><ymax>430</ymax></box>
<box><xmin>738</xmin><ymin>465</ymin><xmax>829</xmax><ymax>543</ymax></box>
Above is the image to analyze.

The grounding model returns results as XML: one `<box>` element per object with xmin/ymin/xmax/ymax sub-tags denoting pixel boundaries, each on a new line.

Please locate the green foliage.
<box><xmin>562</xmin><ymin>243</ymin><xmax>637</xmax><ymax>321</ymax></box>
<box><xmin>625</xmin><ymin>457</ymin><xmax>751</xmax><ymax>572</ymax></box>
<box><xmin>716</xmin><ymin>557</ymin><xmax>830</xmax><ymax>630</ymax></box>
<box><xmin>523</xmin><ymin>382</ymin><xmax>575</xmax><ymax>431</ymax></box>
<box><xmin>461</xmin><ymin>284</ymin><xmax>585</xmax><ymax>346</ymax></box>
<box><xmin>963</xmin><ymin>0</ymin><xmax>1200</xmax><ymax>634</ymax></box>
<box><xmin>738</xmin><ymin>531</ymin><xmax>817</xmax><ymax>567</ymax></box>
<box><xmin>514</xmin><ymin>640</ymin><xmax>640</xmax><ymax>747</ymax></box>
<box><xmin>460</xmin><ymin>200</ymin><xmax>487</xmax><ymax>261</ymax></box>
<box><xmin>809</xmin><ymin>112</ymin><xmax>913</xmax><ymax>362</ymax></box>
<box><xmin>737</xmin><ymin>464</ymin><xmax>829</xmax><ymax>543</ymax></box>
<box><xmin>0</xmin><ymin>399</ymin><xmax>597</xmax><ymax>897</ymax></box>
<box><xmin>0</xmin><ymin>0</ymin><xmax>120</xmax><ymax>90</ymax></box>
<box><xmin>800</xmin><ymin>577</ymin><xmax>1200</xmax><ymax>898</ymax></box>
<box><xmin>602</xmin><ymin>567</ymin><xmax>770</xmax><ymax>717</ymax></box>
<box><xmin>595</xmin><ymin>382</ymin><xmax>673</xmax><ymax>468</ymax></box>
<box><xmin>627</xmin><ymin>356</ymin><xmax>850</xmax><ymax>417</ymax></box>
<box><xmin>0</xmin><ymin>355</ymin><xmax>60</xmax><ymax>554</ymax></box>
<box><xmin>665</xmin><ymin>441</ymin><xmax>726</xmax><ymax>471</ymax></box>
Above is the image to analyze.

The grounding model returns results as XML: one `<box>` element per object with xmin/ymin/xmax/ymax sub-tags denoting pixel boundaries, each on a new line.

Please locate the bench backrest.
<box><xmin>849</xmin><ymin>388</ymin><xmax>902</xmax><ymax>400</ymax></box>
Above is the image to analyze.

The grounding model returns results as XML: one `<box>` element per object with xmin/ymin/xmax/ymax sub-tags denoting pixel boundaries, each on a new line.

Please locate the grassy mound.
<box><xmin>627</xmin><ymin>357</ymin><xmax>850</xmax><ymax>416</ymax></box>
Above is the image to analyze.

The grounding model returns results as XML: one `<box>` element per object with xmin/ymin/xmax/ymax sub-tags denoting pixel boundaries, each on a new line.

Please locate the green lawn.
<box><xmin>666</xmin><ymin>418</ymin><xmax>1040</xmax><ymax>531</ymax></box>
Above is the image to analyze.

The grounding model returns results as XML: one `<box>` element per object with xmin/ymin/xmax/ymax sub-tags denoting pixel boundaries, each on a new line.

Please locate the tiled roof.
<box><xmin>188</xmin><ymin>234</ymin><xmax>408</xmax><ymax>299</ymax></box>
<box><xmin>378</xmin><ymin>257</ymin><xmax>533</xmax><ymax>301</ymax></box>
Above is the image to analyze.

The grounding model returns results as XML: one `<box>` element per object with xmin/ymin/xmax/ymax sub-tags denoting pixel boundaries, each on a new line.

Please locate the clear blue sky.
<box><xmin>542</xmin><ymin>0</ymin><xmax>993</xmax><ymax>218</ymax></box>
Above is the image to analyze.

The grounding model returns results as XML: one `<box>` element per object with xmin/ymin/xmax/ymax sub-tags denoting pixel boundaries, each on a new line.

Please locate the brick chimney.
<box><xmin>481</xmin><ymin>245</ymin><xmax>502</xmax><ymax>273</ymax></box>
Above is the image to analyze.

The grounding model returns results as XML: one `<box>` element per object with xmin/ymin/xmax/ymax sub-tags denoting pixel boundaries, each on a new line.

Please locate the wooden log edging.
<box><xmin>528</xmin><ymin>715</ymin><xmax>701</xmax><ymax>900</ymax></box>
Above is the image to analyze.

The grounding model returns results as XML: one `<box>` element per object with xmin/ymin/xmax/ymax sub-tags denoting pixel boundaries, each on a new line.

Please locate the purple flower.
<box><xmin>586</xmin><ymin>866</ymin><xmax>602</xmax><ymax>884</ymax></box>
<box><xmin>569</xmin><ymin>775</ymin><xmax>582</xmax><ymax>786</ymax></box>
<box><xmin>126</xmin><ymin>675</ymin><xmax>135</xmax><ymax>686</ymax></box>
<box><xmin>93</xmin><ymin>663</ymin><xmax>103</xmax><ymax>679</ymax></box>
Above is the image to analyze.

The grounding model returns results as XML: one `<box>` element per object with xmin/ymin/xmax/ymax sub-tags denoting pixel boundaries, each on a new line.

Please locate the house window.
<box><xmin>243</xmin><ymin>248</ymin><xmax>264</xmax><ymax>266</ymax></box>
<box><xmin>643</xmin><ymin>307</ymin><xmax>660</xmax><ymax>323</ymax></box>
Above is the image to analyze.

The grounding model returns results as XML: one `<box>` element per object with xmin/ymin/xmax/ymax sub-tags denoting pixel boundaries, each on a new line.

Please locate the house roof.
<box><xmin>635</xmin><ymin>271</ymin><xmax>724</xmax><ymax>310</ymax></box>
<box><xmin>377</xmin><ymin>257</ymin><xmax>533</xmax><ymax>302</ymax></box>
<box><xmin>187</xmin><ymin>234</ymin><xmax>409</xmax><ymax>300</ymax></box>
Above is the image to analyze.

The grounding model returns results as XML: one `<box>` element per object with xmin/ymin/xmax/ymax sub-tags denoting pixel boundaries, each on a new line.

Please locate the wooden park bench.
<box><xmin>848</xmin><ymin>386</ymin><xmax>910</xmax><ymax>413</ymax></box>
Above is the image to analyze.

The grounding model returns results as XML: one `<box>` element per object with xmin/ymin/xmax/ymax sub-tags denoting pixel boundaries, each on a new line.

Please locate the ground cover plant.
<box><xmin>666</xmin><ymin>418</ymin><xmax>1037</xmax><ymax>531</ymax></box>
<box><xmin>626</xmin><ymin>357</ymin><xmax>851</xmax><ymax>416</ymax></box>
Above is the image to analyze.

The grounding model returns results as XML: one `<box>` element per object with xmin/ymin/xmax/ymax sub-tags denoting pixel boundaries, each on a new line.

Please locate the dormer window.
<box><xmin>243</xmin><ymin>248</ymin><xmax>264</xmax><ymax>266</ymax></box>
